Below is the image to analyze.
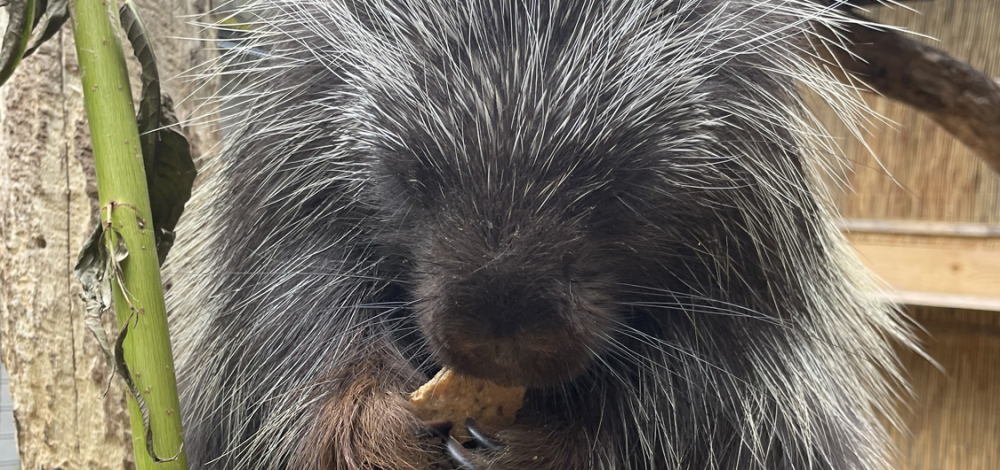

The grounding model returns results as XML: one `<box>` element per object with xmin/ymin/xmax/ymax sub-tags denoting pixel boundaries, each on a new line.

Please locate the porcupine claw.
<box><xmin>442</xmin><ymin>418</ymin><xmax>506</xmax><ymax>469</ymax></box>
<box><xmin>465</xmin><ymin>418</ymin><xmax>505</xmax><ymax>451</ymax></box>
<box><xmin>439</xmin><ymin>419</ymin><xmax>506</xmax><ymax>469</ymax></box>
<box><xmin>446</xmin><ymin>437</ymin><xmax>479</xmax><ymax>470</ymax></box>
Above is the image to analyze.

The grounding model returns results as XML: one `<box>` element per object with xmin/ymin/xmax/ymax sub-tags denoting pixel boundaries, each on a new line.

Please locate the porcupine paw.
<box><xmin>443</xmin><ymin>418</ymin><xmax>506</xmax><ymax>470</ymax></box>
<box><xmin>398</xmin><ymin>419</ymin><xmax>458</xmax><ymax>470</ymax></box>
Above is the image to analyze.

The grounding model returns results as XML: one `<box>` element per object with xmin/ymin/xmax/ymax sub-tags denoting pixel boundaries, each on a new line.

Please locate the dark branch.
<box><xmin>814</xmin><ymin>15</ymin><xmax>1000</xmax><ymax>175</ymax></box>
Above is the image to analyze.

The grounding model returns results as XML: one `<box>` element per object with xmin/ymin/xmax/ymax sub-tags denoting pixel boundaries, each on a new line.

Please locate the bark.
<box><xmin>814</xmin><ymin>15</ymin><xmax>1000</xmax><ymax>175</ymax></box>
<box><xmin>0</xmin><ymin>1</ymin><xmax>218</xmax><ymax>468</ymax></box>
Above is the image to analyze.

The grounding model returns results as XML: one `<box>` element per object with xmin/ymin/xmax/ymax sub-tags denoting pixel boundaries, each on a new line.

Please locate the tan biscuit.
<box><xmin>409</xmin><ymin>368</ymin><xmax>526</xmax><ymax>441</ymax></box>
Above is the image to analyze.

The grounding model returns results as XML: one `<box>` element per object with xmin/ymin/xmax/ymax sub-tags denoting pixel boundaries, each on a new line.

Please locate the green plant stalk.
<box><xmin>69</xmin><ymin>0</ymin><xmax>187</xmax><ymax>468</ymax></box>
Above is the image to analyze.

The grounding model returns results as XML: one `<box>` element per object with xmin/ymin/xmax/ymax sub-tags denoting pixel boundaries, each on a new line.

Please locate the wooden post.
<box><xmin>0</xmin><ymin>1</ymin><xmax>218</xmax><ymax>467</ymax></box>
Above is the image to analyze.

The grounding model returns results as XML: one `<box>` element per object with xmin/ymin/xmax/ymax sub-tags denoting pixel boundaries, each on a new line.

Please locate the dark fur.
<box><xmin>169</xmin><ymin>1</ymin><xmax>912</xmax><ymax>469</ymax></box>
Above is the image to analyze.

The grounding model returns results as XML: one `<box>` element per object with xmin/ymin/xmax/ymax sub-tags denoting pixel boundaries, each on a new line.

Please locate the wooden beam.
<box><xmin>846</xmin><ymin>234</ymin><xmax>1000</xmax><ymax>311</ymax></box>
<box><xmin>839</xmin><ymin>219</ymin><xmax>1000</xmax><ymax>238</ymax></box>
<box><xmin>881</xmin><ymin>291</ymin><xmax>1000</xmax><ymax>312</ymax></box>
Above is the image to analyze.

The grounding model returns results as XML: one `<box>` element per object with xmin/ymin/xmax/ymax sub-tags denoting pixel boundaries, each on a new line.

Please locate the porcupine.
<box><xmin>166</xmin><ymin>0</ymin><xmax>919</xmax><ymax>469</ymax></box>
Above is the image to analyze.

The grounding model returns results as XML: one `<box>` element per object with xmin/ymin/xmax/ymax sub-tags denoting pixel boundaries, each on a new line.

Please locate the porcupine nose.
<box><xmin>417</xmin><ymin>262</ymin><xmax>607</xmax><ymax>387</ymax></box>
<box><xmin>455</xmin><ymin>276</ymin><xmax>558</xmax><ymax>337</ymax></box>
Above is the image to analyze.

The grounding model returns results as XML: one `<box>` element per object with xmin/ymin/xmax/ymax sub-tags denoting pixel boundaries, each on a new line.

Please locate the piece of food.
<box><xmin>409</xmin><ymin>367</ymin><xmax>526</xmax><ymax>441</ymax></box>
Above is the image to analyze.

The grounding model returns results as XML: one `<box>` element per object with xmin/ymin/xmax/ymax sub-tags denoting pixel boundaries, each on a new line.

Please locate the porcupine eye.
<box><xmin>379</xmin><ymin>148</ymin><xmax>467</xmax><ymax>212</ymax></box>
<box><xmin>582</xmin><ymin>191</ymin><xmax>646</xmax><ymax>239</ymax></box>
<box><xmin>380</xmin><ymin>160</ymin><xmax>433</xmax><ymax>207</ymax></box>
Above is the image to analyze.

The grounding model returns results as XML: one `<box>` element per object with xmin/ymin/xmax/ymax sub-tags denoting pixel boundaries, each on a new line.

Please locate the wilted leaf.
<box><xmin>74</xmin><ymin>224</ymin><xmax>115</xmax><ymax>389</ymax></box>
<box><xmin>110</xmin><ymin>226</ymin><xmax>130</xmax><ymax>263</ymax></box>
<box><xmin>30</xmin><ymin>0</ymin><xmax>45</xmax><ymax>28</ymax></box>
<box><xmin>146</xmin><ymin>95</ymin><xmax>195</xmax><ymax>265</ymax></box>
<box><xmin>119</xmin><ymin>0</ymin><xmax>196</xmax><ymax>265</ymax></box>
<box><xmin>23</xmin><ymin>0</ymin><xmax>68</xmax><ymax>59</ymax></box>
<box><xmin>77</xmin><ymin>210</ymin><xmax>179</xmax><ymax>462</ymax></box>
<box><xmin>114</xmin><ymin>313</ymin><xmax>183</xmax><ymax>463</ymax></box>
<box><xmin>0</xmin><ymin>0</ymin><xmax>35</xmax><ymax>87</ymax></box>
<box><xmin>74</xmin><ymin>211</ymin><xmax>133</xmax><ymax>395</ymax></box>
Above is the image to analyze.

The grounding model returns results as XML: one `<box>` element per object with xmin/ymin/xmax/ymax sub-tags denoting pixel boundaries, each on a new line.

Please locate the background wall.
<box><xmin>811</xmin><ymin>1</ymin><xmax>1000</xmax><ymax>469</ymax></box>
<box><xmin>887</xmin><ymin>307</ymin><xmax>1000</xmax><ymax>470</ymax></box>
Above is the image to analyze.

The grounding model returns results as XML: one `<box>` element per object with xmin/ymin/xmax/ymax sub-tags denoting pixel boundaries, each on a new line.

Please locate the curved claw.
<box><xmin>465</xmin><ymin>418</ymin><xmax>505</xmax><ymax>451</ymax></box>
<box><xmin>446</xmin><ymin>437</ymin><xmax>479</xmax><ymax>470</ymax></box>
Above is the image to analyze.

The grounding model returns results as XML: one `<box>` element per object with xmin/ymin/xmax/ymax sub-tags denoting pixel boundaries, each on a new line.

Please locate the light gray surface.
<box><xmin>0</xmin><ymin>357</ymin><xmax>19</xmax><ymax>469</ymax></box>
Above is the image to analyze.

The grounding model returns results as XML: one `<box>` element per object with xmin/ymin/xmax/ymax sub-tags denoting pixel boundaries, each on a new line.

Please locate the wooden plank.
<box><xmin>806</xmin><ymin>2</ymin><xmax>1000</xmax><ymax>468</ymax></box>
<box><xmin>840</xmin><ymin>219</ymin><xmax>1000</xmax><ymax>238</ymax></box>
<box><xmin>846</xmin><ymin>236</ymin><xmax>1000</xmax><ymax>307</ymax></box>
<box><xmin>882</xmin><ymin>291</ymin><xmax>1000</xmax><ymax>312</ymax></box>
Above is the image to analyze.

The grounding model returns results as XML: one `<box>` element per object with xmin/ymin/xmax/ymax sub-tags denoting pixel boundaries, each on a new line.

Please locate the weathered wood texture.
<box><xmin>888</xmin><ymin>307</ymin><xmax>1000</xmax><ymax>470</ymax></box>
<box><xmin>0</xmin><ymin>25</ymin><xmax>116</xmax><ymax>470</ymax></box>
<box><xmin>809</xmin><ymin>2</ymin><xmax>1000</xmax><ymax>300</ymax></box>
<box><xmin>0</xmin><ymin>1</ymin><xmax>218</xmax><ymax>468</ymax></box>
<box><xmin>813</xmin><ymin>0</ymin><xmax>1000</xmax><ymax>223</ymax></box>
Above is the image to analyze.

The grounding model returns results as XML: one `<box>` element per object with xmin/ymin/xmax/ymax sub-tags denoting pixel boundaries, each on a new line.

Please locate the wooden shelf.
<box><xmin>842</xmin><ymin>220</ymin><xmax>1000</xmax><ymax>312</ymax></box>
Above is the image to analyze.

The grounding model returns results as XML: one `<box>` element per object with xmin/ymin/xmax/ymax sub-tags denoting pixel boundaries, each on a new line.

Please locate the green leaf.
<box><xmin>0</xmin><ymin>0</ymin><xmax>35</xmax><ymax>87</ymax></box>
<box><xmin>118</xmin><ymin>0</ymin><xmax>195</xmax><ymax>266</ymax></box>
<box><xmin>23</xmin><ymin>0</ymin><xmax>68</xmax><ymax>59</ymax></box>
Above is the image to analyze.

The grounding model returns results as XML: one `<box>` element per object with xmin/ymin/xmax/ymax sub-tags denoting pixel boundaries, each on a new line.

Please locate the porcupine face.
<box><xmin>369</xmin><ymin>74</ymin><xmax>712</xmax><ymax>387</ymax></box>
<box><xmin>374</xmin><ymin>122</ymin><xmax>655</xmax><ymax>387</ymax></box>
<box><xmin>362</xmin><ymin>1</ymin><xmax>806</xmax><ymax>388</ymax></box>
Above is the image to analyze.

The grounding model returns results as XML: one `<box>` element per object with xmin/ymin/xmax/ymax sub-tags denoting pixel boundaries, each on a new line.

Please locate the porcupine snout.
<box><xmin>412</xmin><ymin>217</ymin><xmax>617</xmax><ymax>388</ymax></box>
